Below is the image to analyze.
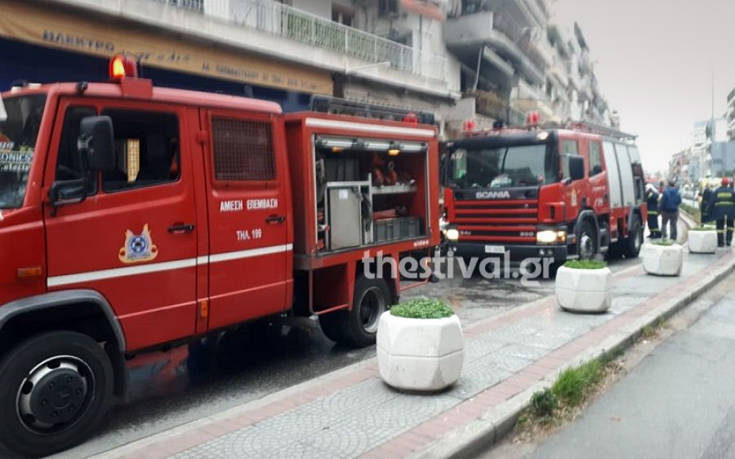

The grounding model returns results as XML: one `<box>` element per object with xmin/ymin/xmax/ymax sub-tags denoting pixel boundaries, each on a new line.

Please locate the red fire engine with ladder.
<box><xmin>0</xmin><ymin>56</ymin><xmax>440</xmax><ymax>456</ymax></box>
<box><xmin>442</xmin><ymin>116</ymin><xmax>647</xmax><ymax>264</ymax></box>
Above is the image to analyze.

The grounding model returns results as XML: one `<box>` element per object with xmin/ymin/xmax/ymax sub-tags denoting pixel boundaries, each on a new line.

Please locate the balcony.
<box><xmin>87</xmin><ymin>0</ymin><xmax>453</xmax><ymax>95</ymax></box>
<box><xmin>193</xmin><ymin>0</ymin><xmax>449</xmax><ymax>80</ymax></box>
<box><xmin>445</xmin><ymin>10</ymin><xmax>545</xmax><ymax>85</ymax></box>
<box><xmin>469</xmin><ymin>90</ymin><xmax>526</xmax><ymax>124</ymax></box>
<box><xmin>523</xmin><ymin>0</ymin><xmax>549</xmax><ymax>28</ymax></box>
<box><xmin>460</xmin><ymin>0</ymin><xmax>537</xmax><ymax>29</ymax></box>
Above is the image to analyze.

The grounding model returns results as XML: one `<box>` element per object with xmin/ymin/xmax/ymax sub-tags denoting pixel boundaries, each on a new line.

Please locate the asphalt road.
<box><xmin>526</xmin><ymin>275</ymin><xmax>735</xmax><ymax>459</ymax></box>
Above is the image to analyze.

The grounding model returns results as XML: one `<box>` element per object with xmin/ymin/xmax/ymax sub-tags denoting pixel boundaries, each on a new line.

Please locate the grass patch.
<box><xmin>563</xmin><ymin>259</ymin><xmax>607</xmax><ymax>270</ymax></box>
<box><xmin>530</xmin><ymin>389</ymin><xmax>558</xmax><ymax>418</ymax></box>
<box><xmin>514</xmin><ymin>358</ymin><xmax>613</xmax><ymax>440</ymax></box>
<box><xmin>641</xmin><ymin>325</ymin><xmax>656</xmax><ymax>339</ymax></box>
<box><xmin>551</xmin><ymin>360</ymin><xmax>603</xmax><ymax>406</ymax></box>
<box><xmin>651</xmin><ymin>238</ymin><xmax>675</xmax><ymax>246</ymax></box>
<box><xmin>390</xmin><ymin>298</ymin><xmax>454</xmax><ymax>319</ymax></box>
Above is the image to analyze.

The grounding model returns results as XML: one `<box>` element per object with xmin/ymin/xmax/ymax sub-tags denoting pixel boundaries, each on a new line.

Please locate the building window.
<box><xmin>101</xmin><ymin>110</ymin><xmax>181</xmax><ymax>193</ymax></box>
<box><xmin>332</xmin><ymin>4</ymin><xmax>354</xmax><ymax>27</ymax></box>
<box><xmin>379</xmin><ymin>0</ymin><xmax>400</xmax><ymax>16</ymax></box>
<box><xmin>211</xmin><ymin>118</ymin><xmax>275</xmax><ymax>181</ymax></box>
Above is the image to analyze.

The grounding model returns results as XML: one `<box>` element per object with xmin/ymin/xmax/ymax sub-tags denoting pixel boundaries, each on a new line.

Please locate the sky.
<box><xmin>553</xmin><ymin>0</ymin><xmax>735</xmax><ymax>174</ymax></box>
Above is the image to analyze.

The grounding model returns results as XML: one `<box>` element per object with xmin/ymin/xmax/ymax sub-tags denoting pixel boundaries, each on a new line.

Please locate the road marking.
<box><xmin>47</xmin><ymin>244</ymin><xmax>293</xmax><ymax>287</ymax></box>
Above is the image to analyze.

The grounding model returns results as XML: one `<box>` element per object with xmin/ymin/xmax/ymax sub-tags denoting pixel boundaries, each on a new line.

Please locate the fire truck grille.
<box><xmin>454</xmin><ymin>200</ymin><xmax>538</xmax><ymax>243</ymax></box>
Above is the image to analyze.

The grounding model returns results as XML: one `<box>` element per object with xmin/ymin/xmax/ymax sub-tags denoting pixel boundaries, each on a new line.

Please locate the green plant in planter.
<box><xmin>651</xmin><ymin>238</ymin><xmax>675</xmax><ymax>246</ymax></box>
<box><xmin>391</xmin><ymin>298</ymin><xmax>454</xmax><ymax>319</ymax></box>
<box><xmin>563</xmin><ymin>259</ymin><xmax>607</xmax><ymax>270</ymax></box>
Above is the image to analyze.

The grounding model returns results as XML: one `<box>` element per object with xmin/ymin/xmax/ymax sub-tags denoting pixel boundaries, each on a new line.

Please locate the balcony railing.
<box><xmin>154</xmin><ymin>0</ymin><xmax>449</xmax><ymax>82</ymax></box>
<box><xmin>492</xmin><ymin>10</ymin><xmax>548</xmax><ymax>73</ymax></box>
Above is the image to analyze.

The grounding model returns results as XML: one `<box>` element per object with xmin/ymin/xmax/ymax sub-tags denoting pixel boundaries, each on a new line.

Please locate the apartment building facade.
<box><xmin>0</xmin><ymin>0</ymin><xmax>616</xmax><ymax>132</ymax></box>
<box><xmin>443</xmin><ymin>0</ymin><xmax>614</xmax><ymax>133</ymax></box>
<box><xmin>0</xmin><ymin>0</ymin><xmax>461</xmax><ymax>114</ymax></box>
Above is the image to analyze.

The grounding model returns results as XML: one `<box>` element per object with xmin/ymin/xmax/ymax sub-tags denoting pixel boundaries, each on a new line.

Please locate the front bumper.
<box><xmin>447</xmin><ymin>241</ymin><xmax>569</xmax><ymax>263</ymax></box>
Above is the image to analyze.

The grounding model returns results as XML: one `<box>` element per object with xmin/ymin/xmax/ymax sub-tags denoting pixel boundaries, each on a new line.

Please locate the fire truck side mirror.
<box><xmin>78</xmin><ymin>116</ymin><xmax>116</xmax><ymax>172</ymax></box>
<box><xmin>569</xmin><ymin>156</ymin><xmax>585</xmax><ymax>182</ymax></box>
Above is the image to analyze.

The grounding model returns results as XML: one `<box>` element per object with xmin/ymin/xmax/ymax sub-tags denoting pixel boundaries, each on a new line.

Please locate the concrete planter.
<box><xmin>555</xmin><ymin>266</ymin><xmax>612</xmax><ymax>313</ymax></box>
<box><xmin>641</xmin><ymin>242</ymin><xmax>683</xmax><ymax>276</ymax></box>
<box><xmin>688</xmin><ymin>230</ymin><xmax>717</xmax><ymax>254</ymax></box>
<box><xmin>377</xmin><ymin>312</ymin><xmax>464</xmax><ymax>391</ymax></box>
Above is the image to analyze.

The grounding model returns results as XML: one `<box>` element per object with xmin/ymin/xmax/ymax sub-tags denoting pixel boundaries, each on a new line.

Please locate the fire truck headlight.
<box><xmin>537</xmin><ymin>230</ymin><xmax>566</xmax><ymax>244</ymax></box>
<box><xmin>446</xmin><ymin>228</ymin><xmax>460</xmax><ymax>241</ymax></box>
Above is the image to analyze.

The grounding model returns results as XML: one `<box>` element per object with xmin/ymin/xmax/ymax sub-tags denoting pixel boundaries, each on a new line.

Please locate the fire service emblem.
<box><xmin>119</xmin><ymin>224</ymin><xmax>158</xmax><ymax>263</ymax></box>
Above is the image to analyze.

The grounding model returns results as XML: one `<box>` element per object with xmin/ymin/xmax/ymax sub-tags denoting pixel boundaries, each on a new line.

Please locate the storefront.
<box><xmin>0</xmin><ymin>1</ymin><xmax>334</xmax><ymax>111</ymax></box>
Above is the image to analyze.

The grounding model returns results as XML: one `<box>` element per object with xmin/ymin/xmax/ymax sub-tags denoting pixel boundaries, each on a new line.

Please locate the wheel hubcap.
<box><xmin>359</xmin><ymin>287</ymin><xmax>386</xmax><ymax>334</ymax></box>
<box><xmin>17</xmin><ymin>356</ymin><xmax>94</xmax><ymax>433</ymax></box>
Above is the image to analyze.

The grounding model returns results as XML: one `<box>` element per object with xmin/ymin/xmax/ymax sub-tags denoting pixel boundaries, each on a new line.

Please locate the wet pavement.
<box><xmin>33</xmin><ymin>255</ymin><xmax>639</xmax><ymax>459</ymax></box>
<box><xmin>87</xmin><ymin>224</ymin><xmax>719</xmax><ymax>459</ymax></box>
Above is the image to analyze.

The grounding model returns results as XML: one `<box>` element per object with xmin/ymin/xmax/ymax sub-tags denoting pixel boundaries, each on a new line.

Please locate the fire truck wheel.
<box><xmin>578</xmin><ymin>221</ymin><xmax>598</xmax><ymax>260</ymax></box>
<box><xmin>624</xmin><ymin>217</ymin><xmax>643</xmax><ymax>258</ymax></box>
<box><xmin>319</xmin><ymin>313</ymin><xmax>345</xmax><ymax>343</ymax></box>
<box><xmin>346</xmin><ymin>277</ymin><xmax>390</xmax><ymax>347</ymax></box>
<box><xmin>321</xmin><ymin>277</ymin><xmax>391</xmax><ymax>348</ymax></box>
<box><xmin>0</xmin><ymin>331</ymin><xmax>113</xmax><ymax>458</ymax></box>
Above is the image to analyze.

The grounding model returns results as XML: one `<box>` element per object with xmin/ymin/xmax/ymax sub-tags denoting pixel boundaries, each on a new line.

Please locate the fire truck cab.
<box><xmin>0</xmin><ymin>57</ymin><xmax>439</xmax><ymax>456</ymax></box>
<box><xmin>442</xmin><ymin>122</ymin><xmax>646</xmax><ymax>264</ymax></box>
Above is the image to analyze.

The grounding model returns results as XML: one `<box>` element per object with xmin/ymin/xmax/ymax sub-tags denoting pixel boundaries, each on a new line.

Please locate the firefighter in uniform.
<box><xmin>645</xmin><ymin>183</ymin><xmax>661</xmax><ymax>238</ymax></box>
<box><xmin>713</xmin><ymin>177</ymin><xmax>735</xmax><ymax>247</ymax></box>
<box><xmin>701</xmin><ymin>185</ymin><xmax>714</xmax><ymax>223</ymax></box>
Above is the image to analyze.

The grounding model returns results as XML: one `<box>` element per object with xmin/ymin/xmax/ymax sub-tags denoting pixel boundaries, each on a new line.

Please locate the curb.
<box><xmin>415</xmin><ymin>238</ymin><xmax>734</xmax><ymax>459</ymax></box>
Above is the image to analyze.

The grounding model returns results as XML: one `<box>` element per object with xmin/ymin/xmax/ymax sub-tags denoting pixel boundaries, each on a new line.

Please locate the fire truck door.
<box><xmin>201</xmin><ymin>110</ymin><xmax>290</xmax><ymax>330</ymax></box>
<box><xmin>44</xmin><ymin>100</ymin><xmax>199</xmax><ymax>351</ymax></box>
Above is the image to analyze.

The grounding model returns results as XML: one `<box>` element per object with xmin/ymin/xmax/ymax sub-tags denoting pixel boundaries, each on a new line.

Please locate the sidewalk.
<box><xmin>94</xmin><ymin>247</ymin><xmax>735</xmax><ymax>459</ymax></box>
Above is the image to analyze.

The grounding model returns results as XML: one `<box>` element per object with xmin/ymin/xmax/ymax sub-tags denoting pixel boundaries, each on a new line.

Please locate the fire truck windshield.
<box><xmin>0</xmin><ymin>94</ymin><xmax>45</xmax><ymax>209</ymax></box>
<box><xmin>446</xmin><ymin>143</ymin><xmax>556</xmax><ymax>189</ymax></box>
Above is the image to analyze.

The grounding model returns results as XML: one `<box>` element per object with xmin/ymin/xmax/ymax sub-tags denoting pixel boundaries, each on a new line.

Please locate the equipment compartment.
<box><xmin>313</xmin><ymin>135</ymin><xmax>429</xmax><ymax>252</ymax></box>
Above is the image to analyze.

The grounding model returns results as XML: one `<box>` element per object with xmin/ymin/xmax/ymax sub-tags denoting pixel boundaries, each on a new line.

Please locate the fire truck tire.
<box><xmin>321</xmin><ymin>277</ymin><xmax>390</xmax><ymax>348</ymax></box>
<box><xmin>0</xmin><ymin>331</ymin><xmax>113</xmax><ymax>458</ymax></box>
<box><xmin>578</xmin><ymin>221</ymin><xmax>598</xmax><ymax>260</ymax></box>
<box><xmin>624</xmin><ymin>217</ymin><xmax>643</xmax><ymax>258</ymax></box>
<box><xmin>345</xmin><ymin>276</ymin><xmax>390</xmax><ymax>347</ymax></box>
<box><xmin>319</xmin><ymin>313</ymin><xmax>345</xmax><ymax>343</ymax></box>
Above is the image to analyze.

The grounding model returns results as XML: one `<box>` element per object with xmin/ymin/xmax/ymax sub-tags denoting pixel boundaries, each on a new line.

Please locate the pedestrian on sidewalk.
<box><xmin>713</xmin><ymin>177</ymin><xmax>735</xmax><ymax>247</ymax></box>
<box><xmin>701</xmin><ymin>184</ymin><xmax>714</xmax><ymax>223</ymax></box>
<box><xmin>645</xmin><ymin>183</ymin><xmax>661</xmax><ymax>238</ymax></box>
<box><xmin>660</xmin><ymin>179</ymin><xmax>681</xmax><ymax>241</ymax></box>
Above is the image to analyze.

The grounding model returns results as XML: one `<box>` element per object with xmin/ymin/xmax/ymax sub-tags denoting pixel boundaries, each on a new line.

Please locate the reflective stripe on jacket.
<box><xmin>712</xmin><ymin>186</ymin><xmax>735</xmax><ymax>220</ymax></box>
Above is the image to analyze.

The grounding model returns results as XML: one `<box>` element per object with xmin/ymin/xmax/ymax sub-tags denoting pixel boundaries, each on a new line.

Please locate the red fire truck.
<box><xmin>442</xmin><ymin>121</ymin><xmax>646</xmax><ymax>264</ymax></box>
<box><xmin>0</xmin><ymin>56</ymin><xmax>439</xmax><ymax>456</ymax></box>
